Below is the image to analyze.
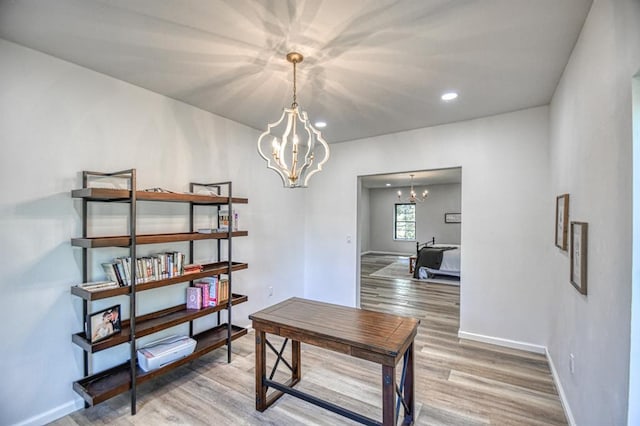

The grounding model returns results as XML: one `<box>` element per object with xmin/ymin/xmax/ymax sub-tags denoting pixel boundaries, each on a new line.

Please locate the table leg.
<box><xmin>382</xmin><ymin>364</ymin><xmax>396</xmax><ymax>425</ymax></box>
<box><xmin>255</xmin><ymin>329</ymin><xmax>267</xmax><ymax>411</ymax></box>
<box><xmin>292</xmin><ymin>339</ymin><xmax>301</xmax><ymax>382</ymax></box>
<box><xmin>403</xmin><ymin>343</ymin><xmax>415</xmax><ymax>425</ymax></box>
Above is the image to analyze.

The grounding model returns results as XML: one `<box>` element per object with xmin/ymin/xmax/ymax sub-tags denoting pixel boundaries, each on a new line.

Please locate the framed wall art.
<box><xmin>570</xmin><ymin>221</ymin><xmax>588</xmax><ymax>295</ymax></box>
<box><xmin>444</xmin><ymin>212</ymin><xmax>461</xmax><ymax>224</ymax></box>
<box><xmin>555</xmin><ymin>194</ymin><xmax>569</xmax><ymax>250</ymax></box>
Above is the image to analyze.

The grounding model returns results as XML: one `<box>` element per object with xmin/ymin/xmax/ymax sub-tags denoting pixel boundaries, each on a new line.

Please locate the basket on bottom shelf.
<box><xmin>136</xmin><ymin>335</ymin><xmax>196</xmax><ymax>372</ymax></box>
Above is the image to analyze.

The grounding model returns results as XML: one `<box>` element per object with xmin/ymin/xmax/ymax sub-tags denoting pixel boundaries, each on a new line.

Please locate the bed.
<box><xmin>413</xmin><ymin>238</ymin><xmax>461</xmax><ymax>279</ymax></box>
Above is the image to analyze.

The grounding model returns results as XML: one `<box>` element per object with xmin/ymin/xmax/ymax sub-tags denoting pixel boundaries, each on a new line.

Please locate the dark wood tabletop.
<box><xmin>249</xmin><ymin>297</ymin><xmax>419</xmax><ymax>364</ymax></box>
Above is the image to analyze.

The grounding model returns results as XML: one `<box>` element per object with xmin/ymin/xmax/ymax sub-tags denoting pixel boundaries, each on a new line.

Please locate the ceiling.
<box><xmin>0</xmin><ymin>0</ymin><xmax>592</xmax><ymax>143</ymax></box>
<box><xmin>361</xmin><ymin>167</ymin><xmax>461</xmax><ymax>189</ymax></box>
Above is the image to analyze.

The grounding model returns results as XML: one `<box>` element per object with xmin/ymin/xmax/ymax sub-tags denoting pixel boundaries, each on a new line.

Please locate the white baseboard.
<box><xmin>13</xmin><ymin>398</ymin><xmax>84</xmax><ymax>426</ymax></box>
<box><xmin>363</xmin><ymin>250</ymin><xmax>413</xmax><ymax>256</ymax></box>
<box><xmin>457</xmin><ymin>330</ymin><xmax>574</xmax><ymax>425</ymax></box>
<box><xmin>546</xmin><ymin>348</ymin><xmax>576</xmax><ymax>426</ymax></box>
<box><xmin>457</xmin><ymin>330</ymin><xmax>546</xmax><ymax>354</ymax></box>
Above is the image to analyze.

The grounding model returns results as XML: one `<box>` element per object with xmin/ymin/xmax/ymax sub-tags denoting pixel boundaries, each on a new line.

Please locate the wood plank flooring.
<box><xmin>51</xmin><ymin>253</ymin><xmax>566</xmax><ymax>425</ymax></box>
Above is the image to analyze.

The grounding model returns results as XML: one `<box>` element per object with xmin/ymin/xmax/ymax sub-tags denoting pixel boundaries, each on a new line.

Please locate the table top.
<box><xmin>250</xmin><ymin>297</ymin><xmax>420</xmax><ymax>359</ymax></box>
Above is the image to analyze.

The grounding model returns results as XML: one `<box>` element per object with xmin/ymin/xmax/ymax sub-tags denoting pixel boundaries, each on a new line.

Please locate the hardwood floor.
<box><xmin>52</xmin><ymin>254</ymin><xmax>566</xmax><ymax>425</ymax></box>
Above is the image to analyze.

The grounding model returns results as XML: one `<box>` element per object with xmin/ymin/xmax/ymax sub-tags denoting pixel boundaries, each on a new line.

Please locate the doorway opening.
<box><xmin>356</xmin><ymin>167</ymin><xmax>462</xmax><ymax>313</ymax></box>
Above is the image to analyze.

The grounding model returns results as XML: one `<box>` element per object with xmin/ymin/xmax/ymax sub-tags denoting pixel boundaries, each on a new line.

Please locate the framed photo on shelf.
<box><xmin>555</xmin><ymin>194</ymin><xmax>569</xmax><ymax>250</ymax></box>
<box><xmin>444</xmin><ymin>212</ymin><xmax>461</xmax><ymax>224</ymax></box>
<box><xmin>87</xmin><ymin>304</ymin><xmax>121</xmax><ymax>343</ymax></box>
<box><xmin>570</xmin><ymin>221</ymin><xmax>588</xmax><ymax>295</ymax></box>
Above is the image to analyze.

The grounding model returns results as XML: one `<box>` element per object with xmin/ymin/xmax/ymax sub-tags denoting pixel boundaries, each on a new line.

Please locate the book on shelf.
<box><xmin>197</xmin><ymin>277</ymin><xmax>218</xmax><ymax>306</ymax></box>
<box><xmin>186</xmin><ymin>287</ymin><xmax>202</xmax><ymax>309</ymax></box>
<box><xmin>194</xmin><ymin>282</ymin><xmax>210</xmax><ymax>307</ymax></box>
<box><xmin>76</xmin><ymin>281</ymin><xmax>119</xmax><ymax>291</ymax></box>
<box><xmin>116</xmin><ymin>257</ymin><xmax>131</xmax><ymax>285</ymax></box>
<box><xmin>218</xmin><ymin>278</ymin><xmax>229</xmax><ymax>304</ymax></box>
<box><xmin>183</xmin><ymin>263</ymin><xmax>203</xmax><ymax>274</ymax></box>
<box><xmin>101</xmin><ymin>263</ymin><xmax>120</xmax><ymax>285</ymax></box>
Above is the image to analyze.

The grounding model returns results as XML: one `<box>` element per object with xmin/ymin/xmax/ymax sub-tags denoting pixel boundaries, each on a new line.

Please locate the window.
<box><xmin>394</xmin><ymin>203</ymin><xmax>416</xmax><ymax>240</ymax></box>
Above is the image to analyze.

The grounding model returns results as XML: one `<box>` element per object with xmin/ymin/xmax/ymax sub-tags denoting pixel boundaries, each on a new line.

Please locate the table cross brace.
<box><xmin>395</xmin><ymin>351</ymin><xmax>412</xmax><ymax>424</ymax></box>
<box><xmin>265</xmin><ymin>337</ymin><xmax>293</xmax><ymax>380</ymax></box>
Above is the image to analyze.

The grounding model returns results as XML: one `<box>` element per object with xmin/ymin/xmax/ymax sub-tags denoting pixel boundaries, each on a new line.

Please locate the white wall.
<box><xmin>368</xmin><ymin>183</ymin><xmax>461</xmax><ymax>254</ymax></box>
<box><xmin>547</xmin><ymin>1</ymin><xmax>640</xmax><ymax>424</ymax></box>
<box><xmin>304</xmin><ymin>107</ymin><xmax>551</xmax><ymax>347</ymax></box>
<box><xmin>0</xmin><ymin>39</ymin><xmax>305</xmax><ymax>426</ymax></box>
<box><xmin>630</xmin><ymin>73</ymin><xmax>640</xmax><ymax>426</ymax></box>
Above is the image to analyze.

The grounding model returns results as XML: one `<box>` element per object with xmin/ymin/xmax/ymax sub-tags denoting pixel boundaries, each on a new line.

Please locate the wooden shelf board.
<box><xmin>72</xmin><ymin>294</ymin><xmax>248</xmax><ymax>352</ymax></box>
<box><xmin>71</xmin><ymin>231</ymin><xmax>248</xmax><ymax>248</ymax></box>
<box><xmin>71</xmin><ymin>262</ymin><xmax>248</xmax><ymax>301</ymax></box>
<box><xmin>71</xmin><ymin>187</ymin><xmax>248</xmax><ymax>205</ymax></box>
<box><xmin>73</xmin><ymin>324</ymin><xmax>247</xmax><ymax>406</ymax></box>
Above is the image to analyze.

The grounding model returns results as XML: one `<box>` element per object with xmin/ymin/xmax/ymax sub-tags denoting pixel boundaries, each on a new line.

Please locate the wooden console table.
<box><xmin>250</xmin><ymin>297</ymin><xmax>420</xmax><ymax>425</ymax></box>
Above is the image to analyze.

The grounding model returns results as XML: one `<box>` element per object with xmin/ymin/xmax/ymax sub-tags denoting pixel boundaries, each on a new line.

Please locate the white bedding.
<box><xmin>418</xmin><ymin>244</ymin><xmax>460</xmax><ymax>278</ymax></box>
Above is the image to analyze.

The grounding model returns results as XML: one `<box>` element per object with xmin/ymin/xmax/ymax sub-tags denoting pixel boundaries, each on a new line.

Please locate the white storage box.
<box><xmin>137</xmin><ymin>335</ymin><xmax>197</xmax><ymax>372</ymax></box>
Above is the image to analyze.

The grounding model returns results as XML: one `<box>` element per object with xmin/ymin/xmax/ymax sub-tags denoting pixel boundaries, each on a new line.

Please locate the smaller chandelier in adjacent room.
<box><xmin>257</xmin><ymin>52</ymin><xmax>330</xmax><ymax>188</ymax></box>
<box><xmin>398</xmin><ymin>174</ymin><xmax>428</xmax><ymax>203</ymax></box>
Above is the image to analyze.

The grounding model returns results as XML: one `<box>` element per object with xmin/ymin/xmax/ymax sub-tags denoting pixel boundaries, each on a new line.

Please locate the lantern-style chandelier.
<box><xmin>398</xmin><ymin>174</ymin><xmax>428</xmax><ymax>203</ymax></box>
<box><xmin>257</xmin><ymin>52</ymin><xmax>330</xmax><ymax>188</ymax></box>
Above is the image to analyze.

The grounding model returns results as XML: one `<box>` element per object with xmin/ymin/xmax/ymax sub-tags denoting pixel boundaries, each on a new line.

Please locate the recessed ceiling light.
<box><xmin>315</xmin><ymin>121</ymin><xmax>327</xmax><ymax>128</ymax></box>
<box><xmin>385</xmin><ymin>183</ymin><xmax>391</xmax><ymax>187</ymax></box>
<box><xmin>441</xmin><ymin>92</ymin><xmax>458</xmax><ymax>101</ymax></box>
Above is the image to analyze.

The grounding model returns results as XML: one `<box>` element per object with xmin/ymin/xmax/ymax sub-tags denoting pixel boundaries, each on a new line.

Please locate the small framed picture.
<box><xmin>555</xmin><ymin>194</ymin><xmax>569</xmax><ymax>250</ymax></box>
<box><xmin>86</xmin><ymin>304</ymin><xmax>122</xmax><ymax>344</ymax></box>
<box><xmin>570</xmin><ymin>221</ymin><xmax>588</xmax><ymax>295</ymax></box>
<box><xmin>444</xmin><ymin>213</ymin><xmax>461</xmax><ymax>224</ymax></box>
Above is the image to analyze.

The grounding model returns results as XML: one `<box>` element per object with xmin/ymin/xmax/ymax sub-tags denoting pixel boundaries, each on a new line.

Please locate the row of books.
<box><xmin>186</xmin><ymin>276</ymin><xmax>229</xmax><ymax>309</ymax></box>
<box><xmin>102</xmin><ymin>252</ymin><xmax>189</xmax><ymax>286</ymax></box>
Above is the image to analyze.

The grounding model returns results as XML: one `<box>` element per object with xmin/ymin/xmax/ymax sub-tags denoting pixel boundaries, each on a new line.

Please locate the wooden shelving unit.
<box><xmin>70</xmin><ymin>169</ymin><xmax>248</xmax><ymax>414</ymax></box>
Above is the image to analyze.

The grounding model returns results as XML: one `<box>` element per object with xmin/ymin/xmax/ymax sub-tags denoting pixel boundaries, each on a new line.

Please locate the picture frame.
<box><xmin>444</xmin><ymin>212</ymin><xmax>461</xmax><ymax>224</ymax></box>
<box><xmin>86</xmin><ymin>304</ymin><xmax>122</xmax><ymax>343</ymax></box>
<box><xmin>555</xmin><ymin>194</ymin><xmax>569</xmax><ymax>250</ymax></box>
<box><xmin>570</xmin><ymin>221</ymin><xmax>588</xmax><ymax>295</ymax></box>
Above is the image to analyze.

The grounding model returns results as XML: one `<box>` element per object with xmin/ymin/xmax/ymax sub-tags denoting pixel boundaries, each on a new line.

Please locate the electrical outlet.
<box><xmin>268</xmin><ymin>286</ymin><xmax>273</xmax><ymax>297</ymax></box>
<box><xmin>569</xmin><ymin>353</ymin><xmax>575</xmax><ymax>374</ymax></box>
